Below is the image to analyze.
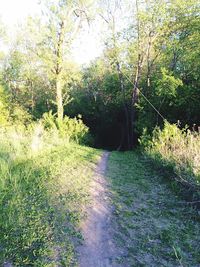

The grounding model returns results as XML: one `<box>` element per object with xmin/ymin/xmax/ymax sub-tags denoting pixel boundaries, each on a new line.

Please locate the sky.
<box><xmin>0</xmin><ymin>0</ymin><xmax>39</xmax><ymax>27</ymax></box>
<box><xmin>0</xmin><ymin>0</ymin><xmax>104</xmax><ymax>65</ymax></box>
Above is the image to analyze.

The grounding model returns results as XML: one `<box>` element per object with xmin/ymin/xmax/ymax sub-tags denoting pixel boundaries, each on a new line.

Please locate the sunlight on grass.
<box><xmin>0</xmin><ymin>125</ymin><xmax>101</xmax><ymax>266</ymax></box>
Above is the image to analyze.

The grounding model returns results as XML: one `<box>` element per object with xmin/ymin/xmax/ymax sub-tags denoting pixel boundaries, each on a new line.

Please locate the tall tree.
<box><xmin>129</xmin><ymin>0</ymin><xmax>169</xmax><ymax>146</ymax></box>
<box><xmin>27</xmin><ymin>0</ymin><xmax>93</xmax><ymax>122</ymax></box>
<box><xmin>99</xmin><ymin>0</ymin><xmax>132</xmax><ymax>149</ymax></box>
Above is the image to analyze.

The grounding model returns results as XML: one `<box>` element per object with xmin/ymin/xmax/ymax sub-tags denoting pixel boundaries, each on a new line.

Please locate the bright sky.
<box><xmin>0</xmin><ymin>0</ymin><xmax>39</xmax><ymax>26</ymax></box>
<box><xmin>71</xmin><ymin>19</ymin><xmax>104</xmax><ymax>65</ymax></box>
<box><xmin>0</xmin><ymin>0</ymin><xmax>103</xmax><ymax>65</ymax></box>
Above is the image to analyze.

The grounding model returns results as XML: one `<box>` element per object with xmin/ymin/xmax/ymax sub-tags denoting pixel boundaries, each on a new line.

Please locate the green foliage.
<box><xmin>58</xmin><ymin>115</ymin><xmax>90</xmax><ymax>144</ymax></box>
<box><xmin>0</xmin><ymin>0</ymin><xmax>199</xmax><ymax>148</ymax></box>
<box><xmin>42</xmin><ymin>111</ymin><xmax>90</xmax><ymax>145</ymax></box>
<box><xmin>67</xmin><ymin>57</ymin><xmax>132</xmax><ymax>148</ymax></box>
<box><xmin>10</xmin><ymin>105</ymin><xmax>33</xmax><ymax>125</ymax></box>
<box><xmin>0</xmin><ymin>85</ymin><xmax>9</xmax><ymax>125</ymax></box>
<box><xmin>138</xmin><ymin>127</ymin><xmax>152</xmax><ymax>148</ymax></box>
<box><xmin>141</xmin><ymin>121</ymin><xmax>200</xmax><ymax>186</ymax></box>
<box><xmin>130</xmin><ymin>0</ymin><xmax>200</xmax><ymax>137</ymax></box>
<box><xmin>42</xmin><ymin>110</ymin><xmax>57</xmax><ymax>129</ymax></box>
<box><xmin>155</xmin><ymin>68</ymin><xmax>183</xmax><ymax>98</ymax></box>
<box><xmin>2</xmin><ymin>47</ymin><xmax>53</xmax><ymax>119</ymax></box>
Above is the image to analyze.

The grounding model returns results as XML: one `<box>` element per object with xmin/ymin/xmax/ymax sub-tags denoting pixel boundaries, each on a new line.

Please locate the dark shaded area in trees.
<box><xmin>67</xmin><ymin>94</ymin><xmax>140</xmax><ymax>150</ymax></box>
<box><xmin>88</xmin><ymin>121</ymin><xmax>121</xmax><ymax>150</ymax></box>
<box><xmin>67</xmin><ymin>103</ymin><xmax>127</xmax><ymax>150</ymax></box>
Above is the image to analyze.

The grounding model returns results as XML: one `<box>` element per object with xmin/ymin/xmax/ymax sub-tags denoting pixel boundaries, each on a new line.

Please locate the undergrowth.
<box><xmin>140</xmin><ymin>121</ymin><xmax>200</xmax><ymax>199</ymax></box>
<box><xmin>0</xmin><ymin>124</ymin><xmax>101</xmax><ymax>266</ymax></box>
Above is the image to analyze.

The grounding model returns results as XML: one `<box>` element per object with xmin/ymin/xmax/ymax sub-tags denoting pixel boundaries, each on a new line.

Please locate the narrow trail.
<box><xmin>78</xmin><ymin>151</ymin><xmax>121</xmax><ymax>267</ymax></box>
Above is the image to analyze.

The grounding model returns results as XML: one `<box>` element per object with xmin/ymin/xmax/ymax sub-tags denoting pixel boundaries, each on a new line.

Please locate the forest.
<box><xmin>0</xmin><ymin>0</ymin><xmax>200</xmax><ymax>266</ymax></box>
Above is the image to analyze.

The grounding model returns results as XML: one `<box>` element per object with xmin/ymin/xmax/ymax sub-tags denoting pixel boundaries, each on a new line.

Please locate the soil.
<box><xmin>78</xmin><ymin>152</ymin><xmax>122</xmax><ymax>267</ymax></box>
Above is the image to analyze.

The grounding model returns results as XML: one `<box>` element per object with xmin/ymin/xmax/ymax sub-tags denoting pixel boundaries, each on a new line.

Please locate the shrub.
<box><xmin>140</xmin><ymin>121</ymin><xmax>200</xmax><ymax>186</ymax></box>
<box><xmin>42</xmin><ymin>111</ymin><xmax>91</xmax><ymax>145</ymax></box>
<box><xmin>11</xmin><ymin>105</ymin><xmax>33</xmax><ymax>125</ymax></box>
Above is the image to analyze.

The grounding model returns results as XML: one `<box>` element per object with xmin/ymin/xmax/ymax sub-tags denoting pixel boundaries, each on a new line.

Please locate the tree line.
<box><xmin>0</xmin><ymin>0</ymin><xmax>199</xmax><ymax>149</ymax></box>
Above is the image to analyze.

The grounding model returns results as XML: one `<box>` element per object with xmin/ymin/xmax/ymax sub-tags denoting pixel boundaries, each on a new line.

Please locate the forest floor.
<box><xmin>78</xmin><ymin>151</ymin><xmax>200</xmax><ymax>267</ymax></box>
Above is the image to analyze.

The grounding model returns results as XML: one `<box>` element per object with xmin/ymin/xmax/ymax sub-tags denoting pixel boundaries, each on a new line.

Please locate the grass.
<box><xmin>0</xmin><ymin>126</ymin><xmax>101</xmax><ymax>266</ymax></box>
<box><xmin>106</xmin><ymin>151</ymin><xmax>200</xmax><ymax>266</ymax></box>
<box><xmin>1</xmin><ymin>122</ymin><xmax>200</xmax><ymax>266</ymax></box>
<box><xmin>141</xmin><ymin>122</ymin><xmax>200</xmax><ymax>189</ymax></box>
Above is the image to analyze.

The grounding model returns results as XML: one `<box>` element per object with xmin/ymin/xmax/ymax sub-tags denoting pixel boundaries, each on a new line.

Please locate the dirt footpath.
<box><xmin>78</xmin><ymin>152</ymin><xmax>122</xmax><ymax>267</ymax></box>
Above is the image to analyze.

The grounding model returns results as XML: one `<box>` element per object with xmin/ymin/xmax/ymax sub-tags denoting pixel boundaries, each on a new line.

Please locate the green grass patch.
<box><xmin>106</xmin><ymin>151</ymin><xmax>200</xmax><ymax>266</ymax></box>
<box><xmin>0</xmin><ymin>143</ymin><xmax>101</xmax><ymax>266</ymax></box>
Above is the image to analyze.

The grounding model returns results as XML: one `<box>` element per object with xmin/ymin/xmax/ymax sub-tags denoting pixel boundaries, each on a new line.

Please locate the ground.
<box><xmin>78</xmin><ymin>150</ymin><xmax>200</xmax><ymax>267</ymax></box>
<box><xmin>105</xmin><ymin>151</ymin><xmax>200</xmax><ymax>266</ymax></box>
<box><xmin>78</xmin><ymin>152</ymin><xmax>122</xmax><ymax>267</ymax></box>
<box><xmin>1</xmin><ymin>147</ymin><xmax>200</xmax><ymax>266</ymax></box>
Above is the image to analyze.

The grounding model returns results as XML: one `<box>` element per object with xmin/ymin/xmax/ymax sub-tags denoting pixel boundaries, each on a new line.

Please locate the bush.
<box><xmin>42</xmin><ymin>111</ymin><xmax>92</xmax><ymax>145</ymax></box>
<box><xmin>140</xmin><ymin>121</ymin><xmax>200</xmax><ymax>186</ymax></box>
<box><xmin>10</xmin><ymin>105</ymin><xmax>32</xmax><ymax>125</ymax></box>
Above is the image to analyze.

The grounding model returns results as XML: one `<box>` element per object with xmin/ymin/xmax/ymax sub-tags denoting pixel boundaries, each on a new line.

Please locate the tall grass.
<box><xmin>140</xmin><ymin>121</ymin><xmax>200</xmax><ymax>190</ymax></box>
<box><xmin>0</xmin><ymin>123</ymin><xmax>100</xmax><ymax>266</ymax></box>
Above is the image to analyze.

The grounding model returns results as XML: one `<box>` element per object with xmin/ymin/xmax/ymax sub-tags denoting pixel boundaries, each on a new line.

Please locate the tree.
<box><xmin>99</xmin><ymin>0</ymin><xmax>131</xmax><ymax>149</ymax></box>
<box><xmin>27</xmin><ymin>0</ymin><xmax>93</xmax><ymax>122</ymax></box>
<box><xmin>128</xmin><ymin>0</ymin><xmax>170</xmax><ymax>147</ymax></box>
<box><xmin>134</xmin><ymin>0</ymin><xmax>200</xmax><ymax>134</ymax></box>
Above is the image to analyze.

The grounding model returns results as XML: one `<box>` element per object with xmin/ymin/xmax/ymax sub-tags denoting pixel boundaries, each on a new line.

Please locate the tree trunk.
<box><xmin>146</xmin><ymin>31</ymin><xmax>152</xmax><ymax>97</ymax></box>
<box><xmin>55</xmin><ymin>20</ymin><xmax>65</xmax><ymax>122</ymax></box>
<box><xmin>130</xmin><ymin>0</ymin><xmax>142</xmax><ymax>149</ymax></box>
<box><xmin>56</xmin><ymin>75</ymin><xmax>63</xmax><ymax>122</ymax></box>
<box><xmin>116</xmin><ymin>62</ymin><xmax>130</xmax><ymax>150</ymax></box>
<box><xmin>30</xmin><ymin>80</ymin><xmax>35</xmax><ymax>113</ymax></box>
<box><xmin>130</xmin><ymin>61</ymin><xmax>141</xmax><ymax>149</ymax></box>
